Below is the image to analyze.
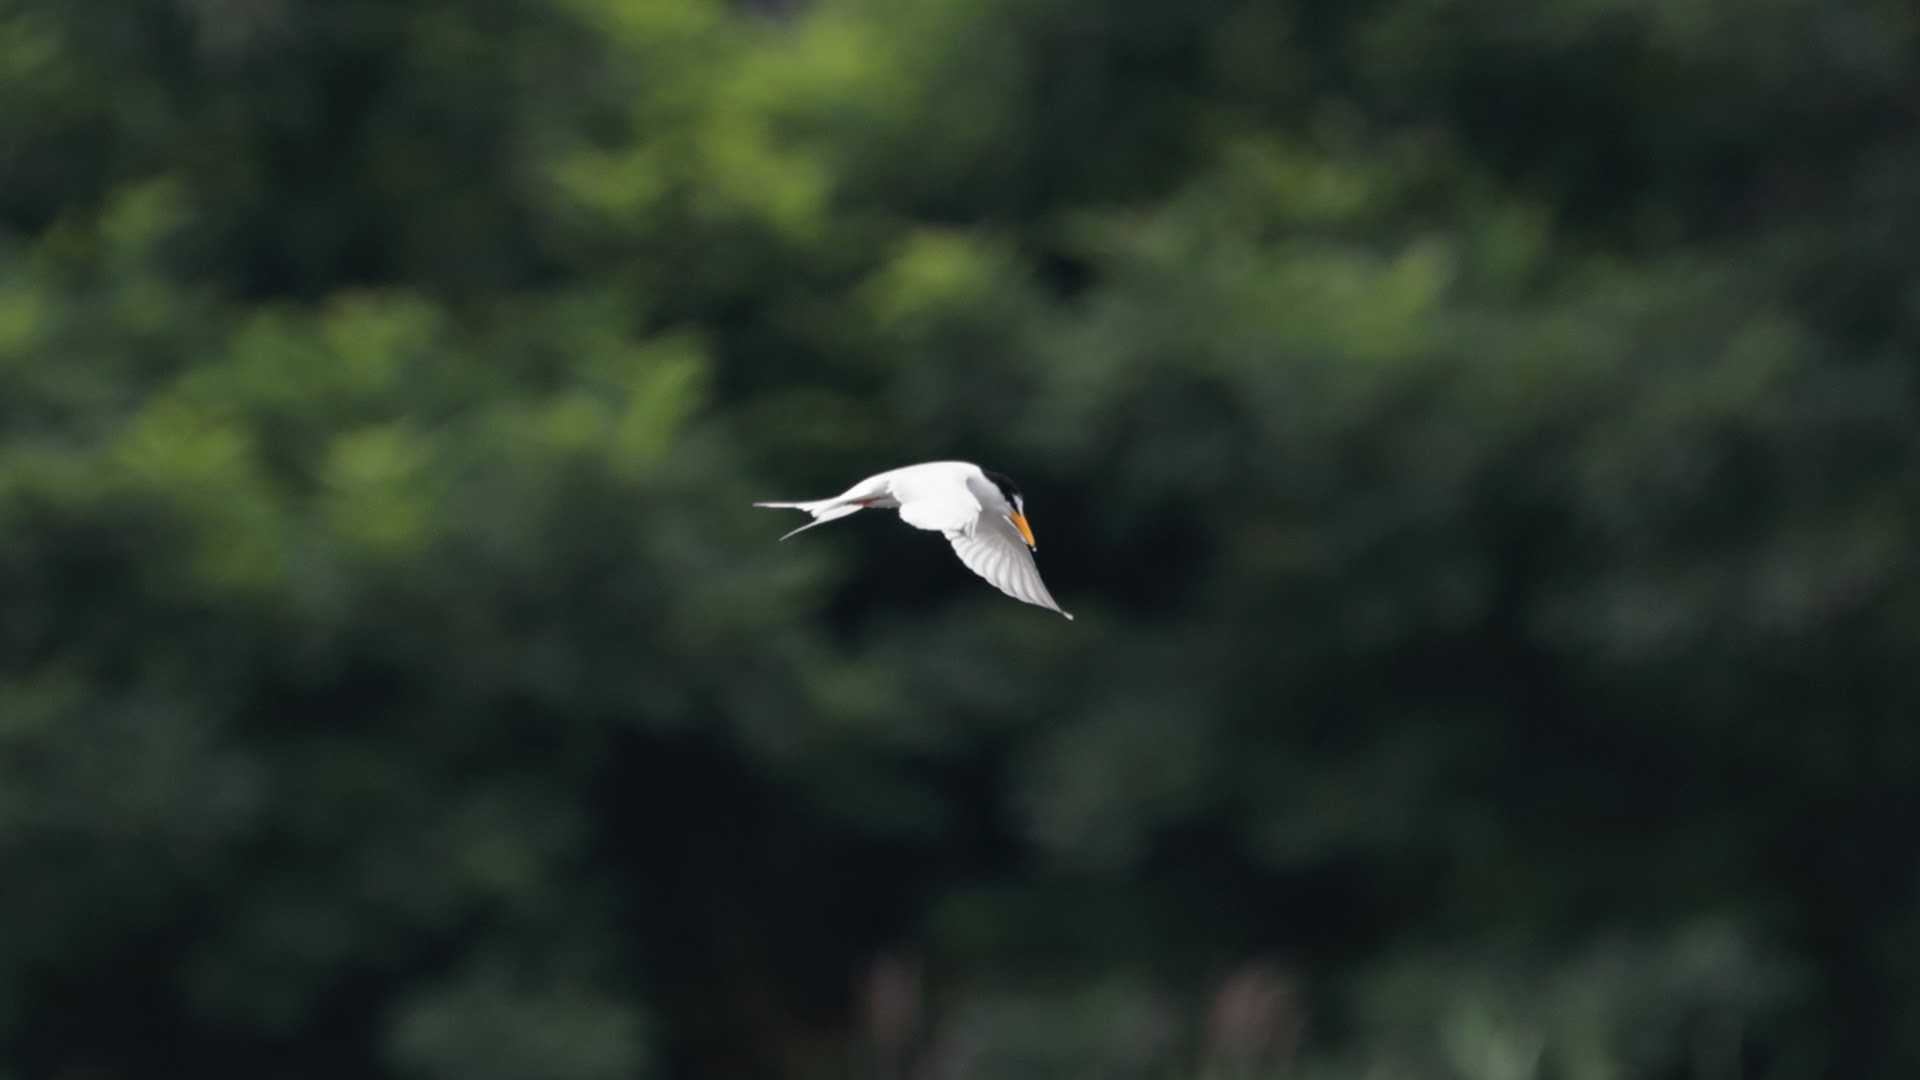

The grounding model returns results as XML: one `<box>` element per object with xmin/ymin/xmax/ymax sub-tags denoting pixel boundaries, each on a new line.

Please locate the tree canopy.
<box><xmin>3</xmin><ymin>0</ymin><xmax>1918</xmax><ymax>1076</ymax></box>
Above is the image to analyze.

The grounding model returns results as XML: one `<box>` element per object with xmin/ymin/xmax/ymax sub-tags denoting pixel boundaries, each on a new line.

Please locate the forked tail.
<box><xmin>752</xmin><ymin>498</ymin><xmax>867</xmax><ymax>541</ymax></box>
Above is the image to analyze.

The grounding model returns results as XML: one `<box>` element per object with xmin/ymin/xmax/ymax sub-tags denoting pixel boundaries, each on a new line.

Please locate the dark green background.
<box><xmin>4</xmin><ymin>0</ymin><xmax>1918</xmax><ymax>1076</ymax></box>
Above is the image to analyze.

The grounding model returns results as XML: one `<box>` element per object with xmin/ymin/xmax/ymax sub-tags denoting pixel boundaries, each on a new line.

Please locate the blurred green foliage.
<box><xmin>3</xmin><ymin>0</ymin><xmax>1919</xmax><ymax>1076</ymax></box>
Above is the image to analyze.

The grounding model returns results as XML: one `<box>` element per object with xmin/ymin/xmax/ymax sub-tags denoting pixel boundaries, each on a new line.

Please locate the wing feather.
<box><xmin>945</xmin><ymin>516</ymin><xmax>1073</xmax><ymax>619</ymax></box>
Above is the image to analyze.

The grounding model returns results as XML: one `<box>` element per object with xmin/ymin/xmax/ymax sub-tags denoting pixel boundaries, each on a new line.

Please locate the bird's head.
<box><xmin>983</xmin><ymin>469</ymin><xmax>1037</xmax><ymax>550</ymax></box>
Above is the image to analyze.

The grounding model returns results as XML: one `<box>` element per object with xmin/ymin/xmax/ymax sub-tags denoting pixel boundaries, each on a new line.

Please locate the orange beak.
<box><xmin>1008</xmin><ymin>510</ymin><xmax>1037</xmax><ymax>549</ymax></box>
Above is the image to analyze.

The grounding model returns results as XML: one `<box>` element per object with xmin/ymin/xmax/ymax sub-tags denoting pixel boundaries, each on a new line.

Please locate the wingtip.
<box><xmin>1060</xmin><ymin>610</ymin><xmax>1075</xmax><ymax>621</ymax></box>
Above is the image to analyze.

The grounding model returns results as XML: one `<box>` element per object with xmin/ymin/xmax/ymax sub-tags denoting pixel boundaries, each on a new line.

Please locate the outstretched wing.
<box><xmin>945</xmin><ymin>516</ymin><xmax>1074</xmax><ymax>620</ymax></box>
<box><xmin>882</xmin><ymin>462</ymin><xmax>1073</xmax><ymax>619</ymax></box>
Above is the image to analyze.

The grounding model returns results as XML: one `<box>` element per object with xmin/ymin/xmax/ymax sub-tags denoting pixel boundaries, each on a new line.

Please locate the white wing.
<box><xmin>944</xmin><ymin>515</ymin><xmax>1074</xmax><ymax>620</ymax></box>
<box><xmin>883</xmin><ymin>462</ymin><xmax>1073</xmax><ymax>619</ymax></box>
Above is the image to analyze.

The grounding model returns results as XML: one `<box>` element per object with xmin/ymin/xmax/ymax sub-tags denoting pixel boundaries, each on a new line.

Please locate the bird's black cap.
<box><xmin>982</xmin><ymin>469</ymin><xmax>1022</xmax><ymax>504</ymax></box>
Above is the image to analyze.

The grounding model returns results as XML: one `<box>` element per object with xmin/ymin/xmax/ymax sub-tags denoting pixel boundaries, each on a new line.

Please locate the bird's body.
<box><xmin>755</xmin><ymin>461</ymin><xmax>1073</xmax><ymax>619</ymax></box>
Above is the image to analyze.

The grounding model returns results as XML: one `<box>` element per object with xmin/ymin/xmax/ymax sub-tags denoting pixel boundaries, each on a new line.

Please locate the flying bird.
<box><xmin>755</xmin><ymin>461</ymin><xmax>1073</xmax><ymax>620</ymax></box>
